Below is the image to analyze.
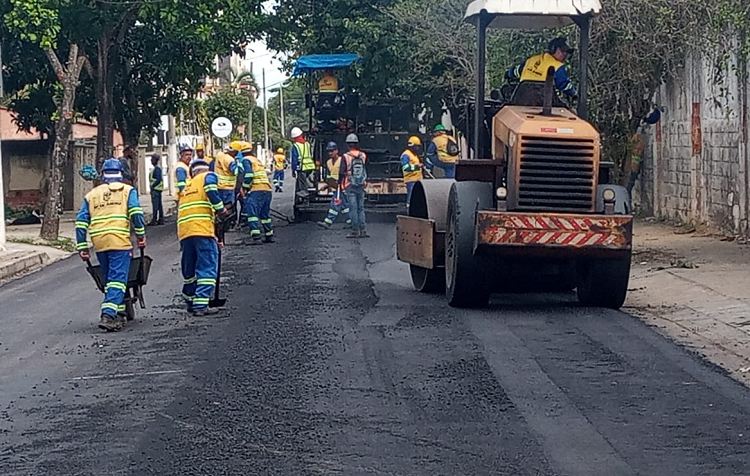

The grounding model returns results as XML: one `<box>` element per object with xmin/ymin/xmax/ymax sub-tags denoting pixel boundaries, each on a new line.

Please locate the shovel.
<box><xmin>209</xmin><ymin>210</ymin><xmax>232</xmax><ymax>308</ymax></box>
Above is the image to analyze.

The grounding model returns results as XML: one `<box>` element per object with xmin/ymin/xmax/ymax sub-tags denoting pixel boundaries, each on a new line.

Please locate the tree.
<box><xmin>5</xmin><ymin>0</ymin><xmax>89</xmax><ymax>240</ymax></box>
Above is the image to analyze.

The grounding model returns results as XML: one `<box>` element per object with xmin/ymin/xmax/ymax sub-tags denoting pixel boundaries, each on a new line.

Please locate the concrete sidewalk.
<box><xmin>0</xmin><ymin>192</ymin><xmax>176</xmax><ymax>283</ymax></box>
<box><xmin>627</xmin><ymin>220</ymin><xmax>750</xmax><ymax>386</ymax></box>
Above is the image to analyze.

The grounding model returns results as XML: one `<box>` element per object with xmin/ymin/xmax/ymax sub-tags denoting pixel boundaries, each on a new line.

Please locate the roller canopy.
<box><xmin>292</xmin><ymin>54</ymin><xmax>362</xmax><ymax>77</ymax></box>
<box><xmin>464</xmin><ymin>0</ymin><xmax>602</xmax><ymax>29</ymax></box>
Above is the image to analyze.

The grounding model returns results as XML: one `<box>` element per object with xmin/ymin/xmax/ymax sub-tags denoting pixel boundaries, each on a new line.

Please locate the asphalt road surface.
<box><xmin>3</xmin><ymin>194</ymin><xmax>750</xmax><ymax>476</ymax></box>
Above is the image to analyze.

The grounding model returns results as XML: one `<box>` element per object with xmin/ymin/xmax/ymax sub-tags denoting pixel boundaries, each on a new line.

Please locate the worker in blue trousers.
<box><xmin>238</xmin><ymin>143</ymin><xmax>275</xmax><ymax>245</ymax></box>
<box><xmin>317</xmin><ymin>141</ymin><xmax>351</xmax><ymax>229</ymax></box>
<box><xmin>177</xmin><ymin>158</ymin><xmax>229</xmax><ymax>316</ymax></box>
<box><xmin>76</xmin><ymin>158</ymin><xmax>146</xmax><ymax>332</ymax></box>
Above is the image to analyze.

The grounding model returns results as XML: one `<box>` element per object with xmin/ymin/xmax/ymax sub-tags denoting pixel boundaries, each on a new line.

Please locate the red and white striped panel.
<box><xmin>490</xmin><ymin>229</ymin><xmax>623</xmax><ymax>247</ymax></box>
<box><xmin>498</xmin><ymin>215</ymin><xmax>620</xmax><ymax>232</ymax></box>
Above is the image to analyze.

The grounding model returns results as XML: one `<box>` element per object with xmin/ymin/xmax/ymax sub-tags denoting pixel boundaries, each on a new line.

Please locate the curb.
<box><xmin>0</xmin><ymin>251</ymin><xmax>49</xmax><ymax>282</ymax></box>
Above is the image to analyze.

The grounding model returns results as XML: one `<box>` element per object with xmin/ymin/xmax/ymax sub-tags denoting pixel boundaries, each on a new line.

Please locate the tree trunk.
<box><xmin>95</xmin><ymin>31</ymin><xmax>115</xmax><ymax>162</ymax></box>
<box><xmin>39</xmin><ymin>45</ymin><xmax>87</xmax><ymax>241</ymax></box>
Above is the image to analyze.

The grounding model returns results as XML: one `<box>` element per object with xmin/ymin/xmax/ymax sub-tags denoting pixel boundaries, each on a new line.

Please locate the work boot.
<box><xmin>115</xmin><ymin>313</ymin><xmax>127</xmax><ymax>328</ymax></box>
<box><xmin>98</xmin><ymin>314</ymin><xmax>119</xmax><ymax>332</ymax></box>
<box><xmin>192</xmin><ymin>307</ymin><xmax>220</xmax><ymax>317</ymax></box>
<box><xmin>264</xmin><ymin>236</ymin><xmax>276</xmax><ymax>244</ymax></box>
<box><xmin>249</xmin><ymin>238</ymin><xmax>263</xmax><ymax>246</ymax></box>
<box><xmin>147</xmin><ymin>220</ymin><xmax>157</xmax><ymax>226</ymax></box>
<box><xmin>346</xmin><ymin>231</ymin><xmax>360</xmax><ymax>239</ymax></box>
<box><xmin>316</xmin><ymin>221</ymin><xmax>331</xmax><ymax>229</ymax></box>
<box><xmin>157</xmin><ymin>219</ymin><xmax>164</xmax><ymax>225</ymax></box>
<box><xmin>359</xmin><ymin>229</ymin><xmax>370</xmax><ymax>239</ymax></box>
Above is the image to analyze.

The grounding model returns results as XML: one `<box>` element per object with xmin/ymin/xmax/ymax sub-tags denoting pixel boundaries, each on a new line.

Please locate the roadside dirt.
<box><xmin>627</xmin><ymin>218</ymin><xmax>750</xmax><ymax>386</ymax></box>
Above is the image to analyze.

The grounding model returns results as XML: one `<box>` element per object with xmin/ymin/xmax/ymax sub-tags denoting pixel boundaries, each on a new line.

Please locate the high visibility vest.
<box><xmin>294</xmin><ymin>142</ymin><xmax>315</xmax><ymax>172</ymax></box>
<box><xmin>519</xmin><ymin>53</ymin><xmax>564</xmax><ymax>83</ymax></box>
<box><xmin>177</xmin><ymin>172</ymin><xmax>216</xmax><ymax>241</ymax></box>
<box><xmin>326</xmin><ymin>157</ymin><xmax>342</xmax><ymax>180</ymax></box>
<box><xmin>214</xmin><ymin>152</ymin><xmax>237</xmax><ymax>190</ymax></box>
<box><xmin>274</xmin><ymin>153</ymin><xmax>286</xmax><ymax>171</ymax></box>
<box><xmin>175</xmin><ymin>161</ymin><xmax>191</xmax><ymax>193</ymax></box>
<box><xmin>319</xmin><ymin>75</ymin><xmax>339</xmax><ymax>92</ymax></box>
<box><xmin>432</xmin><ymin>134</ymin><xmax>459</xmax><ymax>164</ymax></box>
<box><xmin>401</xmin><ymin>149</ymin><xmax>423</xmax><ymax>183</ymax></box>
<box><xmin>85</xmin><ymin>182</ymin><xmax>134</xmax><ymax>252</ymax></box>
<box><xmin>247</xmin><ymin>155</ymin><xmax>272</xmax><ymax>192</ymax></box>
<box><xmin>150</xmin><ymin>167</ymin><xmax>163</xmax><ymax>192</ymax></box>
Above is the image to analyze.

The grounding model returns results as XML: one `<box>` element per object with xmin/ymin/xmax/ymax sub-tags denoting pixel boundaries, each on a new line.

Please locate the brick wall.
<box><xmin>635</xmin><ymin>49</ymin><xmax>749</xmax><ymax>235</ymax></box>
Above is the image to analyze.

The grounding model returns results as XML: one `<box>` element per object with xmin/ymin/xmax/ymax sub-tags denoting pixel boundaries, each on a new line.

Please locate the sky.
<box><xmin>245</xmin><ymin>39</ymin><xmax>288</xmax><ymax>106</ymax></box>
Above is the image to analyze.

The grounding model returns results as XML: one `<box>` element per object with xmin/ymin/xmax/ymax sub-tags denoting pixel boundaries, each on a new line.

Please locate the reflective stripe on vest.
<box><xmin>177</xmin><ymin>173</ymin><xmax>215</xmax><ymax>241</ymax></box>
<box><xmin>150</xmin><ymin>168</ymin><xmax>163</xmax><ymax>191</ymax></box>
<box><xmin>85</xmin><ymin>183</ymin><xmax>133</xmax><ymax>251</ymax></box>
<box><xmin>519</xmin><ymin>53</ymin><xmax>563</xmax><ymax>83</ymax></box>
<box><xmin>326</xmin><ymin>157</ymin><xmax>342</xmax><ymax>180</ymax></box>
<box><xmin>294</xmin><ymin>142</ymin><xmax>315</xmax><ymax>171</ymax></box>
<box><xmin>401</xmin><ymin>149</ymin><xmax>423</xmax><ymax>183</ymax></box>
<box><xmin>248</xmin><ymin>156</ymin><xmax>272</xmax><ymax>192</ymax></box>
<box><xmin>214</xmin><ymin>152</ymin><xmax>237</xmax><ymax>190</ymax></box>
<box><xmin>432</xmin><ymin>134</ymin><xmax>459</xmax><ymax>164</ymax></box>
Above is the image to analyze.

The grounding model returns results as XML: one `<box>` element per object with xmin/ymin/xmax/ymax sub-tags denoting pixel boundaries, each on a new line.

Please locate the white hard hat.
<box><xmin>290</xmin><ymin>127</ymin><xmax>303</xmax><ymax>139</ymax></box>
<box><xmin>345</xmin><ymin>133</ymin><xmax>359</xmax><ymax>144</ymax></box>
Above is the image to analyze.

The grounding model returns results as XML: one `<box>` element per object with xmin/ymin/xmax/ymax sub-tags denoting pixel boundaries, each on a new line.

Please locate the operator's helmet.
<box><xmin>345</xmin><ymin>133</ymin><xmax>359</xmax><ymax>144</ymax></box>
<box><xmin>290</xmin><ymin>127</ymin><xmax>303</xmax><ymax>139</ymax></box>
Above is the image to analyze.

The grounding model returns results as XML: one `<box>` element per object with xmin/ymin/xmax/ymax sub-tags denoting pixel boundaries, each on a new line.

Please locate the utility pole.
<box><xmin>263</xmin><ymin>68</ymin><xmax>270</xmax><ymax>160</ymax></box>
<box><xmin>247</xmin><ymin>62</ymin><xmax>253</xmax><ymax>144</ymax></box>
<box><xmin>0</xmin><ymin>43</ymin><xmax>6</xmax><ymax>250</ymax></box>
<box><xmin>279</xmin><ymin>82</ymin><xmax>286</xmax><ymax>138</ymax></box>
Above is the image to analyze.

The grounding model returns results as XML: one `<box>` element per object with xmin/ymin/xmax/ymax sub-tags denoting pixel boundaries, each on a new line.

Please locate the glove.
<box><xmin>79</xmin><ymin>250</ymin><xmax>90</xmax><ymax>261</ymax></box>
<box><xmin>137</xmin><ymin>237</ymin><xmax>147</xmax><ymax>249</ymax></box>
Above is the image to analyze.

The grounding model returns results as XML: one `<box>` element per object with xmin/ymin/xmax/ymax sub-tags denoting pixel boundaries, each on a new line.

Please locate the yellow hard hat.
<box><xmin>407</xmin><ymin>135</ymin><xmax>422</xmax><ymax>146</ymax></box>
<box><xmin>230</xmin><ymin>140</ymin><xmax>250</xmax><ymax>152</ymax></box>
<box><xmin>277</xmin><ymin>148</ymin><xmax>284</xmax><ymax>153</ymax></box>
<box><xmin>195</xmin><ymin>143</ymin><xmax>205</xmax><ymax>151</ymax></box>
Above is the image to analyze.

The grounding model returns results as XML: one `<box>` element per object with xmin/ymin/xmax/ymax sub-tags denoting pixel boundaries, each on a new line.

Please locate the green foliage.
<box><xmin>205</xmin><ymin>88</ymin><xmax>252</xmax><ymax>137</ymax></box>
<box><xmin>5</xmin><ymin>0</ymin><xmax>61</xmax><ymax>49</ymax></box>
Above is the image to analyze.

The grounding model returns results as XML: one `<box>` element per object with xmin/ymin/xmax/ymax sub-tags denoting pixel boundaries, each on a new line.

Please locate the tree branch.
<box><xmin>44</xmin><ymin>48</ymin><xmax>66</xmax><ymax>80</ymax></box>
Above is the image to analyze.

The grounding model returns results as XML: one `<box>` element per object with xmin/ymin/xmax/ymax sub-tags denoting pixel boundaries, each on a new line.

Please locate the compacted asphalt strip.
<box><xmin>2</xmin><ymin>194</ymin><xmax>750</xmax><ymax>475</ymax></box>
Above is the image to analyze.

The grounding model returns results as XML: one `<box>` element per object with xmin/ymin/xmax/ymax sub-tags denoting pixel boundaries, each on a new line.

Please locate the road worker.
<box><xmin>291</xmin><ymin>127</ymin><xmax>315</xmax><ymax>204</ymax></box>
<box><xmin>273</xmin><ymin>147</ymin><xmax>287</xmax><ymax>193</ymax></box>
<box><xmin>239</xmin><ymin>143</ymin><xmax>275</xmax><ymax>245</ymax></box>
<box><xmin>426</xmin><ymin>124</ymin><xmax>459</xmax><ymax>179</ymax></box>
<box><xmin>148</xmin><ymin>154</ymin><xmax>164</xmax><ymax>226</ymax></box>
<box><xmin>317</xmin><ymin>141</ymin><xmax>351</xmax><ymax>229</ymax></box>
<box><xmin>178</xmin><ymin>158</ymin><xmax>228</xmax><ymax>316</ymax></box>
<box><xmin>318</xmin><ymin>71</ymin><xmax>340</xmax><ymax>94</ymax></box>
<box><xmin>76</xmin><ymin>158</ymin><xmax>146</xmax><ymax>332</ymax></box>
<box><xmin>317</xmin><ymin>71</ymin><xmax>343</xmax><ymax>131</ymax></box>
<box><xmin>195</xmin><ymin>142</ymin><xmax>214</xmax><ymax>170</ymax></box>
<box><xmin>339</xmin><ymin>134</ymin><xmax>368</xmax><ymax>239</ymax></box>
<box><xmin>401</xmin><ymin>136</ymin><xmax>424</xmax><ymax>205</ymax></box>
<box><xmin>505</xmin><ymin>37</ymin><xmax>577</xmax><ymax>99</ymax></box>
<box><xmin>213</xmin><ymin>143</ymin><xmax>240</xmax><ymax>209</ymax></box>
<box><xmin>175</xmin><ymin>145</ymin><xmax>193</xmax><ymax>196</ymax></box>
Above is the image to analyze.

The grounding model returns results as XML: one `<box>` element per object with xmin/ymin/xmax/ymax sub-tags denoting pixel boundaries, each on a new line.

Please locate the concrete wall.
<box><xmin>635</xmin><ymin>49</ymin><xmax>750</xmax><ymax>235</ymax></box>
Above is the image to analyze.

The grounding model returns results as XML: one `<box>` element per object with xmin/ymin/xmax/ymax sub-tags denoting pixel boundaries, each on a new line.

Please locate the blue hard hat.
<box><xmin>326</xmin><ymin>141</ymin><xmax>338</xmax><ymax>151</ymax></box>
<box><xmin>645</xmin><ymin>108</ymin><xmax>661</xmax><ymax>125</ymax></box>
<box><xmin>180</xmin><ymin>144</ymin><xmax>193</xmax><ymax>153</ymax></box>
<box><xmin>102</xmin><ymin>157</ymin><xmax>123</xmax><ymax>172</ymax></box>
<box><xmin>190</xmin><ymin>158</ymin><xmax>210</xmax><ymax>170</ymax></box>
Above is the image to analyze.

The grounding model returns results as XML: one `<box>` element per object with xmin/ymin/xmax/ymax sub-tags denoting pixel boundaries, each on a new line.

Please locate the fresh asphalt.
<box><xmin>2</xmin><ymin>193</ymin><xmax>750</xmax><ymax>475</ymax></box>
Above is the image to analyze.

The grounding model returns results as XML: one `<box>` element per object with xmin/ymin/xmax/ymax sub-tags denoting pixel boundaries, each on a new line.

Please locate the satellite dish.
<box><xmin>211</xmin><ymin>117</ymin><xmax>233</xmax><ymax>138</ymax></box>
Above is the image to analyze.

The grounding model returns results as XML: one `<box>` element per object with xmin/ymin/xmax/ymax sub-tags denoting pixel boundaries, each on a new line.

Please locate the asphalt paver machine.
<box><xmin>396</xmin><ymin>0</ymin><xmax>634</xmax><ymax>309</ymax></box>
<box><xmin>291</xmin><ymin>54</ymin><xmax>412</xmax><ymax>222</ymax></box>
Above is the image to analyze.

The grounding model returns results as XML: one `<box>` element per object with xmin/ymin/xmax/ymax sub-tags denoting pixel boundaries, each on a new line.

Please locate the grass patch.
<box><xmin>8</xmin><ymin>236</ymin><xmax>77</xmax><ymax>253</ymax></box>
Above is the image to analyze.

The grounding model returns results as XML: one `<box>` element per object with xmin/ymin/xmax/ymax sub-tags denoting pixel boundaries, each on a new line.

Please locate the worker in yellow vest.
<box><xmin>317</xmin><ymin>141</ymin><xmax>351</xmax><ymax>229</ymax></box>
<box><xmin>400</xmin><ymin>136</ymin><xmax>424</xmax><ymax>205</ymax></box>
<box><xmin>505</xmin><ymin>37</ymin><xmax>577</xmax><ymax>98</ymax></box>
<box><xmin>76</xmin><ymin>158</ymin><xmax>146</xmax><ymax>332</ymax></box>
<box><xmin>291</xmin><ymin>127</ymin><xmax>315</xmax><ymax>204</ymax></box>
<box><xmin>273</xmin><ymin>147</ymin><xmax>287</xmax><ymax>193</ymax></box>
<box><xmin>239</xmin><ymin>143</ymin><xmax>275</xmax><ymax>245</ymax></box>
<box><xmin>175</xmin><ymin>145</ymin><xmax>193</xmax><ymax>196</ymax></box>
<box><xmin>178</xmin><ymin>158</ymin><xmax>228</xmax><ymax>316</ymax></box>
<box><xmin>425</xmin><ymin>124</ymin><xmax>459</xmax><ymax>179</ymax></box>
<box><xmin>212</xmin><ymin>145</ymin><xmax>240</xmax><ymax>207</ymax></box>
